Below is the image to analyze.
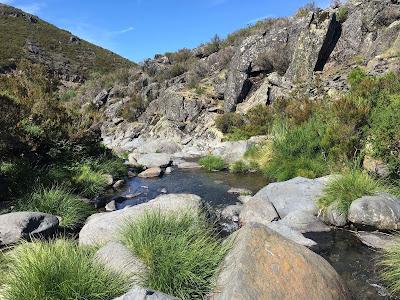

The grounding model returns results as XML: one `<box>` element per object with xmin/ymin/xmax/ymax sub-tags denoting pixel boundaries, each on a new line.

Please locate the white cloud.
<box><xmin>115</xmin><ymin>26</ymin><xmax>135</xmax><ymax>34</ymax></box>
<box><xmin>17</xmin><ymin>2</ymin><xmax>44</xmax><ymax>14</ymax></box>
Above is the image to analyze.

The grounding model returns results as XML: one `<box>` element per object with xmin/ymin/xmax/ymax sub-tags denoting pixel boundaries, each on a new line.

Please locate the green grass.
<box><xmin>199</xmin><ymin>155</ymin><xmax>225</xmax><ymax>171</ymax></box>
<box><xmin>317</xmin><ymin>170</ymin><xmax>384</xmax><ymax>214</ymax></box>
<box><xmin>17</xmin><ymin>185</ymin><xmax>94</xmax><ymax>229</ymax></box>
<box><xmin>2</xmin><ymin>239</ymin><xmax>130</xmax><ymax>300</ymax></box>
<box><xmin>120</xmin><ymin>211</ymin><xmax>231</xmax><ymax>300</ymax></box>
<box><xmin>229</xmin><ymin>160</ymin><xmax>251</xmax><ymax>174</ymax></box>
<box><xmin>379</xmin><ymin>240</ymin><xmax>400</xmax><ymax>296</ymax></box>
<box><xmin>72</xmin><ymin>164</ymin><xmax>109</xmax><ymax>198</ymax></box>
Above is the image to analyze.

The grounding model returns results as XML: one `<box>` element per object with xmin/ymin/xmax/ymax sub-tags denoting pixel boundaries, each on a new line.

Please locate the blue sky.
<box><xmin>1</xmin><ymin>0</ymin><xmax>330</xmax><ymax>62</ymax></box>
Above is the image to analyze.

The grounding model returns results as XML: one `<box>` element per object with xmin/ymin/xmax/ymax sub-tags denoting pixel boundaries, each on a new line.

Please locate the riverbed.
<box><xmin>115</xmin><ymin>168</ymin><xmax>393</xmax><ymax>300</ymax></box>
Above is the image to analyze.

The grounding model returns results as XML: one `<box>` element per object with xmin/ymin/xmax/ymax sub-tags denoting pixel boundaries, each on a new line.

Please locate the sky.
<box><xmin>1</xmin><ymin>0</ymin><xmax>330</xmax><ymax>63</ymax></box>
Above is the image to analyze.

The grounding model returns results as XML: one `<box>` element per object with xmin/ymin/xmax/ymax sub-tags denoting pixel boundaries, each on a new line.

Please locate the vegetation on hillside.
<box><xmin>121</xmin><ymin>211</ymin><xmax>231</xmax><ymax>300</ymax></box>
<box><xmin>0</xmin><ymin>4</ymin><xmax>133</xmax><ymax>76</ymax></box>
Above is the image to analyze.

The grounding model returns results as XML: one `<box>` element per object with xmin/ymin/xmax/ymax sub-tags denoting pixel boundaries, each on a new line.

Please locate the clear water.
<box><xmin>116</xmin><ymin>169</ymin><xmax>394</xmax><ymax>300</ymax></box>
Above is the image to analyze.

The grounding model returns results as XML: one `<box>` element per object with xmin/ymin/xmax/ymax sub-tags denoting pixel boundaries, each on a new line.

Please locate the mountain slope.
<box><xmin>0</xmin><ymin>4</ymin><xmax>135</xmax><ymax>81</ymax></box>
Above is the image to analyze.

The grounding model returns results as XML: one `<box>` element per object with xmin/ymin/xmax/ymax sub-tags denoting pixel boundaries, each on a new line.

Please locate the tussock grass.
<box><xmin>199</xmin><ymin>155</ymin><xmax>225</xmax><ymax>171</ymax></box>
<box><xmin>17</xmin><ymin>185</ymin><xmax>94</xmax><ymax>229</ymax></box>
<box><xmin>72</xmin><ymin>164</ymin><xmax>109</xmax><ymax>198</ymax></box>
<box><xmin>379</xmin><ymin>240</ymin><xmax>400</xmax><ymax>296</ymax></box>
<box><xmin>317</xmin><ymin>170</ymin><xmax>384</xmax><ymax>214</ymax></box>
<box><xmin>2</xmin><ymin>239</ymin><xmax>129</xmax><ymax>300</ymax></box>
<box><xmin>120</xmin><ymin>211</ymin><xmax>231</xmax><ymax>300</ymax></box>
<box><xmin>229</xmin><ymin>160</ymin><xmax>251</xmax><ymax>174</ymax></box>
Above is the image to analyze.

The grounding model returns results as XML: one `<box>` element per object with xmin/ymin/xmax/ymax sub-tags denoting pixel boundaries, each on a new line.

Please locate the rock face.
<box><xmin>95</xmin><ymin>241</ymin><xmax>146</xmax><ymax>280</ymax></box>
<box><xmin>136</xmin><ymin>153</ymin><xmax>172</xmax><ymax>168</ymax></box>
<box><xmin>79</xmin><ymin>194</ymin><xmax>202</xmax><ymax>246</ymax></box>
<box><xmin>348</xmin><ymin>193</ymin><xmax>400</xmax><ymax>230</ymax></box>
<box><xmin>211</xmin><ymin>223</ymin><xmax>351</xmax><ymax>300</ymax></box>
<box><xmin>252</xmin><ymin>176</ymin><xmax>328</xmax><ymax>218</ymax></box>
<box><xmin>0</xmin><ymin>212</ymin><xmax>59</xmax><ymax>246</ymax></box>
<box><xmin>113</xmin><ymin>287</ymin><xmax>179</xmax><ymax>300</ymax></box>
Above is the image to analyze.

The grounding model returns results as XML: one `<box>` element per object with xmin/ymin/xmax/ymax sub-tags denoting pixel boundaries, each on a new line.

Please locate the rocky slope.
<box><xmin>84</xmin><ymin>0</ymin><xmax>400</xmax><ymax>158</ymax></box>
<box><xmin>0</xmin><ymin>4</ymin><xmax>135</xmax><ymax>81</ymax></box>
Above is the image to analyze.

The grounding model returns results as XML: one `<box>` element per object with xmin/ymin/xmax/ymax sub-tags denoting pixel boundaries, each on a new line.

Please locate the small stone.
<box><xmin>165</xmin><ymin>167</ymin><xmax>173</xmax><ymax>174</ymax></box>
<box><xmin>159</xmin><ymin>188</ymin><xmax>168</xmax><ymax>194</ymax></box>
<box><xmin>227</xmin><ymin>187</ymin><xmax>252</xmax><ymax>196</ymax></box>
<box><xmin>138</xmin><ymin>167</ymin><xmax>162</xmax><ymax>178</ymax></box>
<box><xmin>127</xmin><ymin>171</ymin><xmax>137</xmax><ymax>178</ymax></box>
<box><xmin>104</xmin><ymin>174</ymin><xmax>114</xmax><ymax>186</ymax></box>
<box><xmin>113</xmin><ymin>180</ymin><xmax>125</xmax><ymax>190</ymax></box>
<box><xmin>105</xmin><ymin>200</ymin><xmax>117</xmax><ymax>212</ymax></box>
<box><xmin>221</xmin><ymin>204</ymin><xmax>243</xmax><ymax>221</ymax></box>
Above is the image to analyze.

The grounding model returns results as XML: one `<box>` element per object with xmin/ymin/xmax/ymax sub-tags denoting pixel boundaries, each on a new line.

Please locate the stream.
<box><xmin>114</xmin><ymin>168</ymin><xmax>393</xmax><ymax>300</ymax></box>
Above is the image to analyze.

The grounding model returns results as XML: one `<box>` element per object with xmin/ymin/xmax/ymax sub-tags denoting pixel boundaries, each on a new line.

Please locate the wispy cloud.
<box><xmin>0</xmin><ymin>0</ymin><xmax>45</xmax><ymax>14</ymax></box>
<box><xmin>247</xmin><ymin>14</ymin><xmax>275</xmax><ymax>25</ymax></box>
<box><xmin>112</xmin><ymin>26</ymin><xmax>135</xmax><ymax>35</ymax></box>
<box><xmin>0</xmin><ymin>0</ymin><xmax>15</xmax><ymax>4</ymax></box>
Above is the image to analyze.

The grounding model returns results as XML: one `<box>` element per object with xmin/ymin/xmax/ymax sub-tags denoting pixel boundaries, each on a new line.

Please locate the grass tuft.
<box><xmin>379</xmin><ymin>240</ymin><xmax>400</xmax><ymax>296</ymax></box>
<box><xmin>229</xmin><ymin>160</ymin><xmax>251</xmax><ymax>174</ymax></box>
<box><xmin>17</xmin><ymin>185</ymin><xmax>94</xmax><ymax>229</ymax></box>
<box><xmin>72</xmin><ymin>164</ymin><xmax>109</xmax><ymax>198</ymax></box>
<box><xmin>2</xmin><ymin>239</ymin><xmax>129</xmax><ymax>300</ymax></box>
<box><xmin>199</xmin><ymin>155</ymin><xmax>225</xmax><ymax>171</ymax></box>
<box><xmin>317</xmin><ymin>170</ymin><xmax>384</xmax><ymax>214</ymax></box>
<box><xmin>120</xmin><ymin>211</ymin><xmax>231</xmax><ymax>300</ymax></box>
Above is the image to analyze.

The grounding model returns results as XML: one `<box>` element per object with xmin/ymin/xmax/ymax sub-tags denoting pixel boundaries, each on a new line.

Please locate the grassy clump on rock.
<box><xmin>379</xmin><ymin>241</ymin><xmax>400</xmax><ymax>296</ymax></box>
<box><xmin>317</xmin><ymin>170</ymin><xmax>384</xmax><ymax>214</ymax></box>
<box><xmin>2</xmin><ymin>239</ymin><xmax>129</xmax><ymax>300</ymax></box>
<box><xmin>17</xmin><ymin>185</ymin><xmax>94</xmax><ymax>229</ymax></box>
<box><xmin>199</xmin><ymin>155</ymin><xmax>225</xmax><ymax>171</ymax></box>
<box><xmin>121</xmin><ymin>211</ymin><xmax>231</xmax><ymax>300</ymax></box>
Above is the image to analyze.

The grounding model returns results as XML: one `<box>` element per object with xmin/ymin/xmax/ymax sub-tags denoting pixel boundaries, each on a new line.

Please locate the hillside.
<box><xmin>0</xmin><ymin>4</ymin><xmax>135</xmax><ymax>81</ymax></box>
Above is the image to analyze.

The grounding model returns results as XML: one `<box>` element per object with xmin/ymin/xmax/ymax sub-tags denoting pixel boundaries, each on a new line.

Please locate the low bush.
<box><xmin>2</xmin><ymin>239</ymin><xmax>129</xmax><ymax>300</ymax></box>
<box><xmin>72</xmin><ymin>163</ymin><xmax>109</xmax><ymax>198</ymax></box>
<box><xmin>379</xmin><ymin>241</ymin><xmax>400</xmax><ymax>296</ymax></box>
<box><xmin>229</xmin><ymin>160</ymin><xmax>251</xmax><ymax>174</ymax></box>
<box><xmin>17</xmin><ymin>185</ymin><xmax>94</xmax><ymax>229</ymax></box>
<box><xmin>215</xmin><ymin>113</ymin><xmax>244</xmax><ymax>134</ymax></box>
<box><xmin>121</xmin><ymin>211</ymin><xmax>231</xmax><ymax>300</ymax></box>
<box><xmin>296</xmin><ymin>2</ymin><xmax>318</xmax><ymax>18</ymax></box>
<box><xmin>336</xmin><ymin>6</ymin><xmax>349</xmax><ymax>23</ymax></box>
<box><xmin>199</xmin><ymin>155</ymin><xmax>225</xmax><ymax>171</ymax></box>
<box><xmin>317</xmin><ymin>170</ymin><xmax>384</xmax><ymax>214</ymax></box>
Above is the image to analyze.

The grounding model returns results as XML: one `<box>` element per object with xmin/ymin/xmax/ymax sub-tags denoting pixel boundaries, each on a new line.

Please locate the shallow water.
<box><xmin>116</xmin><ymin>168</ymin><xmax>393</xmax><ymax>300</ymax></box>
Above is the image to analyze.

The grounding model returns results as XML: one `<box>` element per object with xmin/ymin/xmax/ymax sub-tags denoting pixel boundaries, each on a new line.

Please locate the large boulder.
<box><xmin>211</xmin><ymin>223</ymin><xmax>351</xmax><ymax>300</ymax></box>
<box><xmin>212</xmin><ymin>141</ymin><xmax>252</xmax><ymax>164</ymax></box>
<box><xmin>79</xmin><ymin>194</ymin><xmax>202</xmax><ymax>246</ymax></box>
<box><xmin>0</xmin><ymin>212</ymin><xmax>59</xmax><ymax>247</ymax></box>
<box><xmin>138</xmin><ymin>167</ymin><xmax>162</xmax><ymax>178</ymax></box>
<box><xmin>320</xmin><ymin>202</ymin><xmax>347</xmax><ymax>227</ymax></box>
<box><xmin>113</xmin><ymin>287</ymin><xmax>179</xmax><ymax>300</ymax></box>
<box><xmin>266</xmin><ymin>222</ymin><xmax>317</xmax><ymax>248</ymax></box>
<box><xmin>252</xmin><ymin>176</ymin><xmax>329</xmax><ymax>218</ymax></box>
<box><xmin>95</xmin><ymin>241</ymin><xmax>146</xmax><ymax>280</ymax></box>
<box><xmin>136</xmin><ymin>153</ymin><xmax>172</xmax><ymax>168</ymax></box>
<box><xmin>348</xmin><ymin>193</ymin><xmax>400</xmax><ymax>230</ymax></box>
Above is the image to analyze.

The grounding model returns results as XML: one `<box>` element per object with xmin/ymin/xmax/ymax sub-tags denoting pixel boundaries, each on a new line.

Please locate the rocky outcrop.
<box><xmin>136</xmin><ymin>153</ymin><xmax>172</xmax><ymax>168</ymax></box>
<box><xmin>348</xmin><ymin>193</ymin><xmax>400</xmax><ymax>230</ymax></box>
<box><xmin>79</xmin><ymin>194</ymin><xmax>202</xmax><ymax>246</ymax></box>
<box><xmin>0</xmin><ymin>212</ymin><xmax>59</xmax><ymax>247</ymax></box>
<box><xmin>210</xmin><ymin>223</ymin><xmax>351</xmax><ymax>300</ymax></box>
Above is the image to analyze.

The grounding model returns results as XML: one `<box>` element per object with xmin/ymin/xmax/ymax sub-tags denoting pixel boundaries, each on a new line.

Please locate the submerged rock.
<box><xmin>113</xmin><ymin>179</ymin><xmax>125</xmax><ymax>190</ymax></box>
<box><xmin>356</xmin><ymin>231</ymin><xmax>398</xmax><ymax>250</ymax></box>
<box><xmin>79</xmin><ymin>194</ymin><xmax>202</xmax><ymax>246</ymax></box>
<box><xmin>227</xmin><ymin>187</ymin><xmax>252</xmax><ymax>195</ymax></box>
<box><xmin>348</xmin><ymin>193</ymin><xmax>400</xmax><ymax>230</ymax></box>
<box><xmin>211</xmin><ymin>223</ymin><xmax>351</xmax><ymax>299</ymax></box>
<box><xmin>0</xmin><ymin>212</ymin><xmax>59</xmax><ymax>247</ymax></box>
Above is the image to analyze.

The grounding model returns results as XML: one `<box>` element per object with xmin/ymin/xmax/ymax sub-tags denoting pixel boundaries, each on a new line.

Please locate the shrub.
<box><xmin>229</xmin><ymin>160</ymin><xmax>250</xmax><ymax>174</ymax></box>
<box><xmin>296</xmin><ymin>2</ymin><xmax>318</xmax><ymax>18</ymax></box>
<box><xmin>336</xmin><ymin>7</ymin><xmax>349</xmax><ymax>23</ymax></box>
<box><xmin>215</xmin><ymin>113</ymin><xmax>244</xmax><ymax>134</ymax></box>
<box><xmin>199</xmin><ymin>155</ymin><xmax>225</xmax><ymax>171</ymax></box>
<box><xmin>203</xmin><ymin>35</ymin><xmax>221</xmax><ymax>56</ymax></box>
<box><xmin>121</xmin><ymin>211</ymin><xmax>231</xmax><ymax>300</ymax></box>
<box><xmin>317</xmin><ymin>170</ymin><xmax>384</xmax><ymax>214</ymax></box>
<box><xmin>263</xmin><ymin>117</ymin><xmax>330</xmax><ymax>181</ymax></box>
<box><xmin>368</xmin><ymin>95</ymin><xmax>400</xmax><ymax>176</ymax></box>
<box><xmin>347</xmin><ymin>67</ymin><xmax>367</xmax><ymax>88</ymax></box>
<box><xmin>17</xmin><ymin>185</ymin><xmax>94</xmax><ymax>229</ymax></box>
<box><xmin>72</xmin><ymin>164</ymin><xmax>109</xmax><ymax>198</ymax></box>
<box><xmin>379</xmin><ymin>240</ymin><xmax>400</xmax><ymax>296</ymax></box>
<box><xmin>120</xmin><ymin>94</ymin><xmax>146</xmax><ymax>122</ymax></box>
<box><xmin>2</xmin><ymin>239</ymin><xmax>129</xmax><ymax>300</ymax></box>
